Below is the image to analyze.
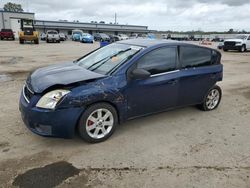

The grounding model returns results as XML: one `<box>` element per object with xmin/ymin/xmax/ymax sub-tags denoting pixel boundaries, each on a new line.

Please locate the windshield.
<box><xmin>48</xmin><ymin>31</ymin><xmax>58</xmax><ymax>34</ymax></box>
<box><xmin>1</xmin><ymin>29</ymin><xmax>12</xmax><ymax>32</ymax></box>
<box><xmin>236</xmin><ymin>35</ymin><xmax>247</xmax><ymax>39</ymax></box>
<box><xmin>100</xmin><ymin>33</ymin><xmax>108</xmax><ymax>38</ymax></box>
<box><xmin>73</xmin><ymin>31</ymin><xmax>82</xmax><ymax>35</ymax></box>
<box><xmin>23</xmin><ymin>20</ymin><xmax>33</xmax><ymax>27</ymax></box>
<box><xmin>76</xmin><ymin>43</ymin><xmax>143</xmax><ymax>75</ymax></box>
<box><xmin>82</xmin><ymin>33</ymin><xmax>91</xmax><ymax>37</ymax></box>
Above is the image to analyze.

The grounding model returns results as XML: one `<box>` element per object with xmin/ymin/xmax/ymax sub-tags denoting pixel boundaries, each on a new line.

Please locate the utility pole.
<box><xmin>114</xmin><ymin>13</ymin><xmax>116</xmax><ymax>24</ymax></box>
<box><xmin>26</xmin><ymin>0</ymin><xmax>29</xmax><ymax>12</ymax></box>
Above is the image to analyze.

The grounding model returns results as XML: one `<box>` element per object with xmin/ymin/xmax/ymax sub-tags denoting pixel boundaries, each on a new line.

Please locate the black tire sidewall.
<box><xmin>242</xmin><ymin>45</ymin><xmax>246</xmax><ymax>52</ymax></box>
<box><xmin>78</xmin><ymin>103</ymin><xmax>118</xmax><ymax>143</ymax></box>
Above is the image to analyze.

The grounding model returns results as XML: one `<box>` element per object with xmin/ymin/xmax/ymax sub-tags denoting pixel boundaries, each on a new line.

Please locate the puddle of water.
<box><xmin>12</xmin><ymin>161</ymin><xmax>80</xmax><ymax>188</ymax></box>
<box><xmin>0</xmin><ymin>74</ymin><xmax>12</xmax><ymax>82</ymax></box>
<box><xmin>0</xmin><ymin>56</ymin><xmax>23</xmax><ymax>64</ymax></box>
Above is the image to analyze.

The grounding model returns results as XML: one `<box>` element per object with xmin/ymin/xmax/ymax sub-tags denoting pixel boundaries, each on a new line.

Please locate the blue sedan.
<box><xmin>19</xmin><ymin>39</ymin><xmax>223</xmax><ymax>143</ymax></box>
<box><xmin>80</xmin><ymin>33</ymin><xmax>94</xmax><ymax>43</ymax></box>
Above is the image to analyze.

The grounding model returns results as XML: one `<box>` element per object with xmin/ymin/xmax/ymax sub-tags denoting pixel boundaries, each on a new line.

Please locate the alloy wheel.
<box><xmin>86</xmin><ymin>108</ymin><xmax>114</xmax><ymax>139</ymax></box>
<box><xmin>206</xmin><ymin>89</ymin><xmax>220</xmax><ymax>110</ymax></box>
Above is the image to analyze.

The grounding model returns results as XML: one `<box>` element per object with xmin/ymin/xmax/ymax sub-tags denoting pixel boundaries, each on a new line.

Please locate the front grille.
<box><xmin>24</xmin><ymin>28</ymin><xmax>34</xmax><ymax>36</ymax></box>
<box><xmin>224</xmin><ymin>41</ymin><xmax>236</xmax><ymax>47</ymax></box>
<box><xmin>23</xmin><ymin>84</ymin><xmax>34</xmax><ymax>103</ymax></box>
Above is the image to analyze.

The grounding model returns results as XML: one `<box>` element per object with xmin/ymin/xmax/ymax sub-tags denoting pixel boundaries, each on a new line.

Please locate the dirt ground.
<box><xmin>0</xmin><ymin>40</ymin><xmax>250</xmax><ymax>188</ymax></box>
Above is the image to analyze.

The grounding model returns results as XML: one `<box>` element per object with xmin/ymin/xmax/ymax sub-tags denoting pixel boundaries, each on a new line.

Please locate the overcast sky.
<box><xmin>1</xmin><ymin>0</ymin><xmax>250</xmax><ymax>31</ymax></box>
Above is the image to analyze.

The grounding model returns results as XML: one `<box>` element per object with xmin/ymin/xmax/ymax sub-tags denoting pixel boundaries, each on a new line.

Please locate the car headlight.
<box><xmin>236</xmin><ymin>42</ymin><xmax>242</xmax><ymax>44</ymax></box>
<box><xmin>36</xmin><ymin>89</ymin><xmax>70</xmax><ymax>110</ymax></box>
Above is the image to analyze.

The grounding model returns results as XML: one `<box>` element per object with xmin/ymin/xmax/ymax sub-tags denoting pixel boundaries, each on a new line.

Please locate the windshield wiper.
<box><xmin>86</xmin><ymin>56</ymin><xmax>110</xmax><ymax>71</ymax></box>
<box><xmin>107</xmin><ymin>48</ymin><xmax>142</xmax><ymax>75</ymax></box>
<box><xmin>89</xmin><ymin>48</ymin><xmax>132</xmax><ymax>71</ymax></box>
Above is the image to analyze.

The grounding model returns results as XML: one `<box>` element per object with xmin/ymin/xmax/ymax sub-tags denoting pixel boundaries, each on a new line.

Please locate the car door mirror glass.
<box><xmin>130</xmin><ymin>68</ymin><xmax>151</xmax><ymax>80</ymax></box>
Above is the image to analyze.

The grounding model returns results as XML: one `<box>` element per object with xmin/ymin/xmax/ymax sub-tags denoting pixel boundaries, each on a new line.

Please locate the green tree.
<box><xmin>3</xmin><ymin>2</ymin><xmax>23</xmax><ymax>12</ymax></box>
<box><xmin>228</xmin><ymin>28</ymin><xmax>234</xmax><ymax>33</ymax></box>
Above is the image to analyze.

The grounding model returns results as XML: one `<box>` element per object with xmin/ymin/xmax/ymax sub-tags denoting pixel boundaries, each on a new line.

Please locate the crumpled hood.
<box><xmin>224</xmin><ymin>39</ymin><xmax>244</xmax><ymax>43</ymax></box>
<box><xmin>27</xmin><ymin>62</ymin><xmax>106</xmax><ymax>93</ymax></box>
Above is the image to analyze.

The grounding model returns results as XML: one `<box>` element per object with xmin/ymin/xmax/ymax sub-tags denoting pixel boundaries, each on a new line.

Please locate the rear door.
<box><xmin>178</xmin><ymin>46</ymin><xmax>222</xmax><ymax>106</ymax></box>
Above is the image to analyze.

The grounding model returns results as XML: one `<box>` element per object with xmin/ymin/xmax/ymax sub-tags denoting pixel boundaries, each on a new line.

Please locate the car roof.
<box><xmin>117</xmin><ymin>39</ymin><xmax>186</xmax><ymax>48</ymax></box>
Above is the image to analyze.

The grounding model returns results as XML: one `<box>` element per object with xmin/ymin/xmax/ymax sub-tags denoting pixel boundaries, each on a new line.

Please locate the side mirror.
<box><xmin>130</xmin><ymin>68</ymin><xmax>151</xmax><ymax>80</ymax></box>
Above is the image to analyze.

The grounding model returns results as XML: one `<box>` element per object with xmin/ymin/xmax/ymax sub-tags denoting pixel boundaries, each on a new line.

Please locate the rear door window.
<box><xmin>180</xmin><ymin>46</ymin><xmax>212</xmax><ymax>68</ymax></box>
<box><xmin>137</xmin><ymin>47</ymin><xmax>177</xmax><ymax>75</ymax></box>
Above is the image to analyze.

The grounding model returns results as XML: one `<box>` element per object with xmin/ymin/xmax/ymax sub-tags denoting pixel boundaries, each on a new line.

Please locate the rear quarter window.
<box><xmin>180</xmin><ymin>46</ymin><xmax>212</xmax><ymax>68</ymax></box>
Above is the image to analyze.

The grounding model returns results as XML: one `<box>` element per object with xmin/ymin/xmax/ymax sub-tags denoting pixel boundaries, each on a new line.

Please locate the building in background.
<box><xmin>0</xmin><ymin>10</ymin><xmax>149</xmax><ymax>38</ymax></box>
<box><xmin>34</xmin><ymin>20</ymin><xmax>149</xmax><ymax>36</ymax></box>
<box><xmin>0</xmin><ymin>10</ymin><xmax>34</xmax><ymax>38</ymax></box>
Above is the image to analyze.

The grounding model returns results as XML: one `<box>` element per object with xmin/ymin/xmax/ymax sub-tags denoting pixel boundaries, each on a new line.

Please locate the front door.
<box><xmin>246</xmin><ymin>36</ymin><xmax>250</xmax><ymax>49</ymax></box>
<box><xmin>126</xmin><ymin>46</ymin><xmax>179</xmax><ymax>118</ymax></box>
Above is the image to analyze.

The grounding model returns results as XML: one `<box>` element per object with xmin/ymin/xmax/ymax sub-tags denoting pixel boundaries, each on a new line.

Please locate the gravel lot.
<box><xmin>0</xmin><ymin>40</ymin><xmax>250</xmax><ymax>188</ymax></box>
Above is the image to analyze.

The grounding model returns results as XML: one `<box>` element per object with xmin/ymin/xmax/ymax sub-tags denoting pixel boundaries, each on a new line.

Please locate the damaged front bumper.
<box><xmin>19</xmin><ymin>91</ymin><xmax>84</xmax><ymax>138</ymax></box>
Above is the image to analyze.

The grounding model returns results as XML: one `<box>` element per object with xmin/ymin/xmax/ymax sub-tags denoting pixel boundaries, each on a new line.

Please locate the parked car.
<box><xmin>132</xmin><ymin>33</ymin><xmax>148</xmax><ymax>39</ymax></box>
<box><xmin>223</xmin><ymin>34</ymin><xmax>250</xmax><ymax>52</ymax></box>
<box><xmin>130</xmin><ymin>33</ymin><xmax>139</xmax><ymax>39</ymax></box>
<box><xmin>59</xmin><ymin>33</ymin><xmax>66</xmax><ymax>41</ymax></box>
<box><xmin>118</xmin><ymin>34</ymin><xmax>129</xmax><ymax>40</ymax></box>
<box><xmin>72</xmin><ymin>30</ymin><xmax>83</xmax><ymax>41</ymax></box>
<box><xmin>108</xmin><ymin>34</ymin><xmax>120</xmax><ymax>42</ymax></box>
<box><xmin>46</xmin><ymin>30</ymin><xmax>60</xmax><ymax>43</ymax></box>
<box><xmin>19</xmin><ymin>39</ymin><xmax>223</xmax><ymax>143</ymax></box>
<box><xmin>147</xmin><ymin>33</ymin><xmax>156</xmax><ymax>39</ymax></box>
<box><xmin>217</xmin><ymin>42</ymin><xmax>224</xmax><ymax>49</ymax></box>
<box><xmin>93</xmin><ymin>33</ymin><xmax>110</xmax><ymax>42</ymax></box>
<box><xmin>212</xmin><ymin>38</ymin><xmax>223</xmax><ymax>42</ymax></box>
<box><xmin>0</xmin><ymin>29</ymin><xmax>15</xmax><ymax>40</ymax></box>
<box><xmin>40</xmin><ymin>33</ymin><xmax>46</xmax><ymax>41</ymax></box>
<box><xmin>80</xmin><ymin>33</ymin><xmax>94</xmax><ymax>43</ymax></box>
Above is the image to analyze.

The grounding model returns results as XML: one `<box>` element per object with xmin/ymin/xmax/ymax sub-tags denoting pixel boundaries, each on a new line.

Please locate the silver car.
<box><xmin>46</xmin><ymin>30</ymin><xmax>60</xmax><ymax>43</ymax></box>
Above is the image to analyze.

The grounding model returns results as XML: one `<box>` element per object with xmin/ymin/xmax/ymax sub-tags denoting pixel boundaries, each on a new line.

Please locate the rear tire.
<box><xmin>223</xmin><ymin>48</ymin><xmax>228</xmax><ymax>52</ymax></box>
<box><xmin>198</xmin><ymin>85</ymin><xmax>222</xmax><ymax>111</ymax></box>
<box><xmin>78</xmin><ymin>103</ymin><xmax>118</xmax><ymax>143</ymax></box>
<box><xmin>34</xmin><ymin>39</ymin><xmax>39</xmax><ymax>44</ymax></box>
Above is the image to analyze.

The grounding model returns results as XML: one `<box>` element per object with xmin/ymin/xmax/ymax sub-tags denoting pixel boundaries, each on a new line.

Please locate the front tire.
<box><xmin>19</xmin><ymin>39</ymin><xmax>24</xmax><ymax>44</ymax></box>
<box><xmin>239</xmin><ymin>45</ymin><xmax>246</xmax><ymax>52</ymax></box>
<box><xmin>78</xmin><ymin>103</ymin><xmax>118</xmax><ymax>143</ymax></box>
<box><xmin>198</xmin><ymin>85</ymin><xmax>222</xmax><ymax>111</ymax></box>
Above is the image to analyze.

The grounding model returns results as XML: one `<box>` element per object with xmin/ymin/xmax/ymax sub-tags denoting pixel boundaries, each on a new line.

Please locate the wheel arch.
<box><xmin>74</xmin><ymin>100</ymin><xmax>122</xmax><ymax>134</ymax></box>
